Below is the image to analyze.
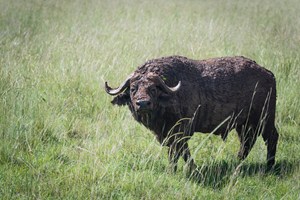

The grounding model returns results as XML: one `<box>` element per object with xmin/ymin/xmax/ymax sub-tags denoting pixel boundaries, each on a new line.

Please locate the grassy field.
<box><xmin>1</xmin><ymin>0</ymin><xmax>300</xmax><ymax>199</ymax></box>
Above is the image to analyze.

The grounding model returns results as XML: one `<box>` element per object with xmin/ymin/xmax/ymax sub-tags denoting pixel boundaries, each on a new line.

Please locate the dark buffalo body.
<box><xmin>105</xmin><ymin>56</ymin><xmax>279</xmax><ymax>171</ymax></box>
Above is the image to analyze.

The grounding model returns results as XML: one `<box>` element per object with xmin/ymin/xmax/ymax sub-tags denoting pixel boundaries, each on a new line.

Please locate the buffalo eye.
<box><xmin>149</xmin><ymin>87</ymin><xmax>157</xmax><ymax>96</ymax></box>
<box><xmin>130</xmin><ymin>86</ymin><xmax>137</xmax><ymax>94</ymax></box>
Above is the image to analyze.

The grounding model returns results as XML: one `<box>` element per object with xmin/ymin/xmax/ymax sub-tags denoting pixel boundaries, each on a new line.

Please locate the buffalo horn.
<box><xmin>105</xmin><ymin>74</ymin><xmax>132</xmax><ymax>95</ymax></box>
<box><xmin>156</xmin><ymin>76</ymin><xmax>181</xmax><ymax>93</ymax></box>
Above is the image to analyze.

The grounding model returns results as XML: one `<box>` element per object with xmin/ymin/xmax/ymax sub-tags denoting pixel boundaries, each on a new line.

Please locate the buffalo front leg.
<box><xmin>168</xmin><ymin>141</ymin><xmax>197</xmax><ymax>173</ymax></box>
<box><xmin>167</xmin><ymin>111</ymin><xmax>199</xmax><ymax>173</ymax></box>
<box><xmin>181</xmin><ymin>142</ymin><xmax>197</xmax><ymax>174</ymax></box>
<box><xmin>168</xmin><ymin>144</ymin><xmax>180</xmax><ymax>173</ymax></box>
<box><xmin>236</xmin><ymin>124</ymin><xmax>258</xmax><ymax>160</ymax></box>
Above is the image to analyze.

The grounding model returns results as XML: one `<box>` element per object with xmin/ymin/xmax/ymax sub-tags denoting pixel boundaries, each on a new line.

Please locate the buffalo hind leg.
<box><xmin>262</xmin><ymin>124</ymin><xmax>279</xmax><ymax>170</ymax></box>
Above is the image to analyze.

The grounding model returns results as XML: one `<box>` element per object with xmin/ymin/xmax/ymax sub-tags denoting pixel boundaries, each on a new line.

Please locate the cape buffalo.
<box><xmin>105</xmin><ymin>56</ymin><xmax>279</xmax><ymax>172</ymax></box>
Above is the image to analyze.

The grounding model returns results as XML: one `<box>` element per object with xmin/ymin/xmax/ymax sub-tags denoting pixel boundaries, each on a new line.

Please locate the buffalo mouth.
<box><xmin>137</xmin><ymin>110</ymin><xmax>153</xmax><ymax>125</ymax></box>
<box><xmin>137</xmin><ymin>108</ymin><xmax>152</xmax><ymax>114</ymax></box>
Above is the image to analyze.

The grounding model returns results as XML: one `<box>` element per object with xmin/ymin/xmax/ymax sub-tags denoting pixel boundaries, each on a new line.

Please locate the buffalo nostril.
<box><xmin>136</xmin><ymin>100</ymin><xmax>151</xmax><ymax>109</ymax></box>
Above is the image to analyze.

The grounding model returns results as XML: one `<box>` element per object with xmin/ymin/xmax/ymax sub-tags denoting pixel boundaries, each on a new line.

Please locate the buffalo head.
<box><xmin>105</xmin><ymin>73</ymin><xmax>181</xmax><ymax>122</ymax></box>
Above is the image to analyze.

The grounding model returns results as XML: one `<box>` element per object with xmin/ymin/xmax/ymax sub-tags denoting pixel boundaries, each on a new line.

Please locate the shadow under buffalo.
<box><xmin>188</xmin><ymin>159</ymin><xmax>299</xmax><ymax>189</ymax></box>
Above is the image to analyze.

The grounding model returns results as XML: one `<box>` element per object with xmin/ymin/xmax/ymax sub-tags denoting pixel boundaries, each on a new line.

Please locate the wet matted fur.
<box><xmin>105</xmin><ymin>55</ymin><xmax>279</xmax><ymax>172</ymax></box>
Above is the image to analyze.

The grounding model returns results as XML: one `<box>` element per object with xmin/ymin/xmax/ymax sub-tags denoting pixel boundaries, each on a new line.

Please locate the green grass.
<box><xmin>1</xmin><ymin>0</ymin><xmax>300</xmax><ymax>199</ymax></box>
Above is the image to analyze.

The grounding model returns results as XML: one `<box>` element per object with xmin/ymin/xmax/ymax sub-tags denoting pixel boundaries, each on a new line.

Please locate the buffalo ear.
<box><xmin>111</xmin><ymin>91</ymin><xmax>130</xmax><ymax>106</ymax></box>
